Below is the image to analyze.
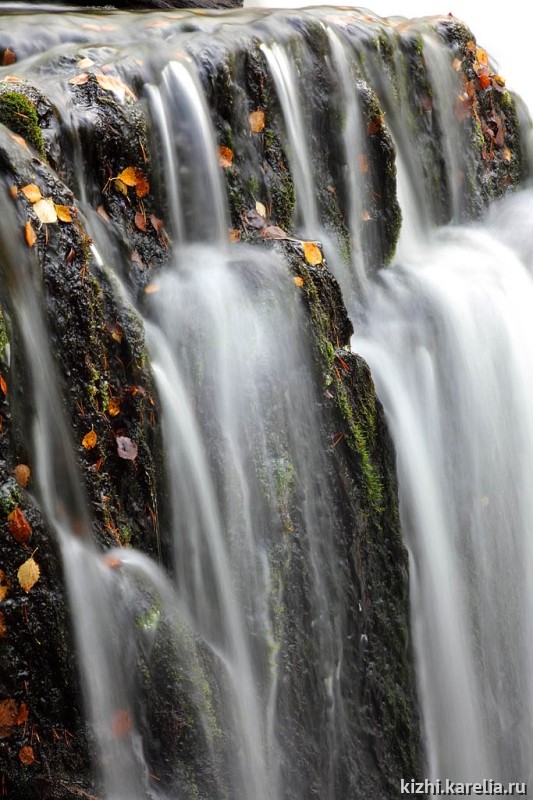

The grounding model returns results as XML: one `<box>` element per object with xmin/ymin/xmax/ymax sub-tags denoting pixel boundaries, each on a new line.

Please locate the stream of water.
<box><xmin>0</xmin><ymin>5</ymin><xmax>532</xmax><ymax>798</ymax></box>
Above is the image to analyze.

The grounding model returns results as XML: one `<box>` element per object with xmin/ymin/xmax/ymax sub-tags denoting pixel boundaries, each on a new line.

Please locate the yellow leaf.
<box><xmin>475</xmin><ymin>46</ymin><xmax>489</xmax><ymax>66</ymax></box>
<box><xmin>55</xmin><ymin>205</ymin><xmax>73</xmax><ymax>223</ymax></box>
<box><xmin>503</xmin><ymin>148</ymin><xmax>512</xmax><ymax>163</ymax></box>
<box><xmin>0</xmin><ymin>570</ymin><xmax>10</xmax><ymax>602</ymax></box>
<box><xmin>21</xmin><ymin>184</ymin><xmax>42</xmax><ymax>203</ymax></box>
<box><xmin>302</xmin><ymin>241</ymin><xmax>323</xmax><ymax>265</ymax></box>
<box><xmin>33</xmin><ymin>198</ymin><xmax>57</xmax><ymax>224</ymax></box>
<box><xmin>108</xmin><ymin>398</ymin><xmax>121</xmax><ymax>417</ymax></box>
<box><xmin>255</xmin><ymin>201</ymin><xmax>266</xmax><ymax>218</ymax></box>
<box><xmin>24</xmin><ymin>221</ymin><xmax>36</xmax><ymax>248</ymax></box>
<box><xmin>17</xmin><ymin>557</ymin><xmax>40</xmax><ymax>593</ymax></box>
<box><xmin>228</xmin><ymin>228</ymin><xmax>241</xmax><ymax>243</ymax></box>
<box><xmin>218</xmin><ymin>146</ymin><xmax>233</xmax><ymax>169</ymax></box>
<box><xmin>77</xmin><ymin>57</ymin><xmax>95</xmax><ymax>69</ymax></box>
<box><xmin>249</xmin><ymin>109</ymin><xmax>265</xmax><ymax>133</ymax></box>
<box><xmin>114</xmin><ymin>178</ymin><xmax>128</xmax><ymax>196</ymax></box>
<box><xmin>82</xmin><ymin>429</ymin><xmax>98</xmax><ymax>450</ymax></box>
<box><xmin>293</xmin><ymin>276</ymin><xmax>304</xmax><ymax>287</ymax></box>
<box><xmin>116</xmin><ymin>167</ymin><xmax>149</xmax><ymax>198</ymax></box>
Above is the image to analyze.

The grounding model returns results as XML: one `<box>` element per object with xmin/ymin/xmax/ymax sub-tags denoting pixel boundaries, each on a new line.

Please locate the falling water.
<box><xmin>1</xmin><ymin>4</ymin><xmax>532</xmax><ymax>799</ymax></box>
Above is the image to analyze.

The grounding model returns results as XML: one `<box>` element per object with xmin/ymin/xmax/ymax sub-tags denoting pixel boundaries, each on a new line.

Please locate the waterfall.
<box><xmin>0</xmin><ymin>5</ymin><xmax>530</xmax><ymax>800</ymax></box>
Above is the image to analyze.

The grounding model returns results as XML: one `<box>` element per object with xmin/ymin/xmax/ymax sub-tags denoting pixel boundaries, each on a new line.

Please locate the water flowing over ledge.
<box><xmin>0</xmin><ymin>6</ymin><xmax>528</xmax><ymax>799</ymax></box>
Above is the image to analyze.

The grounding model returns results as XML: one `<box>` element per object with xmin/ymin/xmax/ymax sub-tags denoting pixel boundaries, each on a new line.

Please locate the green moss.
<box><xmin>0</xmin><ymin>308</ymin><xmax>9</xmax><ymax>358</ymax></box>
<box><xmin>0</xmin><ymin>483</ymin><xmax>23</xmax><ymax>516</ymax></box>
<box><xmin>0</xmin><ymin>91</ymin><xmax>45</xmax><ymax>159</ymax></box>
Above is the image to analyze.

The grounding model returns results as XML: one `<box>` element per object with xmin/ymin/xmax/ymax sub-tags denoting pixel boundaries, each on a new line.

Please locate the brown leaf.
<box><xmin>24</xmin><ymin>221</ymin><xmax>36</xmax><ymax>248</ymax></box>
<box><xmin>19</xmin><ymin>746</ymin><xmax>35</xmax><ymax>765</ymax></box>
<box><xmin>55</xmin><ymin>205</ymin><xmax>73</xmax><ymax>223</ymax></box>
<box><xmin>16</xmin><ymin>702</ymin><xmax>28</xmax><ymax>725</ymax></box>
<box><xmin>134</xmin><ymin>212</ymin><xmax>147</xmax><ymax>232</ymax></box>
<box><xmin>302</xmin><ymin>241</ymin><xmax>323</xmax><ymax>266</ymax></box>
<box><xmin>111</xmin><ymin>709</ymin><xmax>132</xmax><ymax>737</ymax></box>
<box><xmin>452</xmin><ymin>58</ymin><xmax>462</xmax><ymax>72</ymax></box>
<box><xmin>82</xmin><ymin>430</ymin><xmax>98</xmax><ymax>450</ymax></box>
<box><xmin>261</xmin><ymin>225</ymin><xmax>287</xmax><ymax>239</ymax></box>
<box><xmin>69</xmin><ymin>73</ymin><xmax>90</xmax><ymax>86</ymax></box>
<box><xmin>116</xmin><ymin>436</ymin><xmax>138</xmax><ymax>461</ymax></box>
<box><xmin>21</xmin><ymin>184</ymin><xmax>42</xmax><ymax>203</ymax></box>
<box><xmin>0</xmin><ymin>612</ymin><xmax>6</xmax><ymax>638</ymax></box>
<box><xmin>218</xmin><ymin>146</ymin><xmax>233</xmax><ymax>169</ymax></box>
<box><xmin>0</xmin><ymin>374</ymin><xmax>7</xmax><ymax>396</ymax></box>
<box><xmin>149</xmin><ymin>214</ymin><xmax>164</xmax><ymax>235</ymax></box>
<box><xmin>0</xmin><ymin>570</ymin><xmax>10</xmax><ymax>602</ymax></box>
<box><xmin>131</xmin><ymin>251</ymin><xmax>143</xmax><ymax>266</ymax></box>
<box><xmin>18</xmin><ymin>557</ymin><xmax>40</xmax><ymax>593</ymax></box>
<box><xmin>0</xmin><ymin>699</ymin><xmax>18</xmax><ymax>737</ymax></box>
<box><xmin>361</xmin><ymin>209</ymin><xmax>373</xmax><ymax>221</ymax></box>
<box><xmin>7</xmin><ymin>508</ymin><xmax>31</xmax><ymax>545</ymax></box>
<box><xmin>9</xmin><ymin>185</ymin><xmax>18</xmax><ymax>198</ymax></box>
<box><xmin>367</xmin><ymin>116</ymin><xmax>382</xmax><ymax>135</ymax></box>
<box><xmin>103</xmin><ymin>555</ymin><xmax>123</xmax><ymax>569</ymax></box>
<box><xmin>358</xmin><ymin>153</ymin><xmax>369</xmax><ymax>173</ymax></box>
<box><xmin>2</xmin><ymin>49</ymin><xmax>16</xmax><ymax>67</ymax></box>
<box><xmin>108</xmin><ymin>398</ymin><xmax>121</xmax><ymax>417</ymax></box>
<box><xmin>228</xmin><ymin>228</ymin><xmax>241</xmax><ymax>243</ymax></box>
<box><xmin>249</xmin><ymin>109</ymin><xmax>265</xmax><ymax>133</ymax></box>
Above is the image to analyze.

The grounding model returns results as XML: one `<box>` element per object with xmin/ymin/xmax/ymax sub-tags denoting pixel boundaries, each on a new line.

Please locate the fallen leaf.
<box><xmin>503</xmin><ymin>147</ymin><xmax>512</xmax><ymax>163</ymax></box>
<box><xmin>7</xmin><ymin>508</ymin><xmax>31</xmax><ymax>545</ymax></box>
<box><xmin>24</xmin><ymin>221</ymin><xmax>36</xmax><ymax>247</ymax></box>
<box><xmin>116</xmin><ymin>436</ymin><xmax>138</xmax><ymax>461</ymax></box>
<box><xmin>243</xmin><ymin>208</ymin><xmax>265</xmax><ymax>229</ymax></box>
<box><xmin>293</xmin><ymin>276</ymin><xmax>304</xmax><ymax>287</ymax></box>
<box><xmin>10</xmin><ymin>133</ymin><xmax>29</xmax><ymax>151</ymax></box>
<box><xmin>82</xmin><ymin>430</ymin><xmax>98</xmax><ymax>450</ymax></box>
<box><xmin>475</xmin><ymin>46</ymin><xmax>489</xmax><ymax>66</ymax></box>
<box><xmin>116</xmin><ymin>167</ymin><xmax>149</xmax><ymax>198</ymax></box>
<box><xmin>367</xmin><ymin>116</ymin><xmax>382</xmax><ymax>135</ymax></box>
<box><xmin>0</xmin><ymin>570</ymin><xmax>10</xmax><ymax>601</ymax></box>
<box><xmin>16</xmin><ymin>703</ymin><xmax>28</xmax><ymax>725</ymax></box>
<box><xmin>108</xmin><ymin>398</ymin><xmax>121</xmax><ymax>417</ymax></box>
<box><xmin>134</xmin><ymin>212</ymin><xmax>146</xmax><ymax>232</ymax></box>
<box><xmin>255</xmin><ymin>201</ymin><xmax>267</xmax><ymax>218</ymax></box>
<box><xmin>69</xmin><ymin>73</ymin><xmax>90</xmax><ymax>86</ymax></box>
<box><xmin>18</xmin><ymin>746</ymin><xmax>35</xmax><ymax>765</ymax></box>
<box><xmin>149</xmin><ymin>214</ymin><xmax>164</xmax><ymax>235</ymax></box>
<box><xmin>3</xmin><ymin>76</ymin><xmax>22</xmax><ymax>84</ymax></box>
<box><xmin>21</xmin><ymin>184</ymin><xmax>42</xmax><ymax>203</ymax></box>
<box><xmin>111</xmin><ymin>709</ymin><xmax>132</xmax><ymax>737</ymax></box>
<box><xmin>33</xmin><ymin>198</ymin><xmax>57</xmax><ymax>224</ymax></box>
<box><xmin>228</xmin><ymin>228</ymin><xmax>241</xmax><ymax>243</ymax></box>
<box><xmin>17</xmin><ymin>557</ymin><xmax>40</xmax><ymax>593</ymax></box>
<box><xmin>77</xmin><ymin>57</ymin><xmax>95</xmax><ymax>69</ymax></box>
<box><xmin>358</xmin><ymin>153</ymin><xmax>369</xmax><ymax>173</ymax></box>
<box><xmin>9</xmin><ymin>185</ymin><xmax>18</xmax><ymax>198</ymax></box>
<box><xmin>110</xmin><ymin>324</ymin><xmax>122</xmax><ymax>343</ymax></box>
<box><xmin>249</xmin><ymin>109</ymin><xmax>265</xmax><ymax>133</ymax></box>
<box><xmin>55</xmin><ymin>205</ymin><xmax>73</xmax><ymax>223</ymax></box>
<box><xmin>0</xmin><ymin>612</ymin><xmax>6</xmax><ymax>637</ymax></box>
<box><xmin>95</xmin><ymin>73</ymin><xmax>136</xmax><ymax>101</ymax></box>
<box><xmin>0</xmin><ymin>699</ymin><xmax>18</xmax><ymax>737</ymax></box>
<box><xmin>2</xmin><ymin>49</ymin><xmax>16</xmax><ymax>67</ymax></box>
<box><xmin>218</xmin><ymin>146</ymin><xmax>233</xmax><ymax>169</ymax></box>
<box><xmin>478</xmin><ymin>74</ymin><xmax>491</xmax><ymax>90</ymax></box>
<box><xmin>114</xmin><ymin>178</ymin><xmax>128</xmax><ymax>196</ymax></box>
<box><xmin>302</xmin><ymin>241</ymin><xmax>323</xmax><ymax>265</ymax></box>
<box><xmin>261</xmin><ymin>225</ymin><xmax>287</xmax><ymax>239</ymax></box>
<box><xmin>144</xmin><ymin>283</ymin><xmax>160</xmax><ymax>294</ymax></box>
<box><xmin>452</xmin><ymin>58</ymin><xmax>462</xmax><ymax>72</ymax></box>
<box><xmin>0</xmin><ymin>374</ymin><xmax>6</xmax><ymax>395</ymax></box>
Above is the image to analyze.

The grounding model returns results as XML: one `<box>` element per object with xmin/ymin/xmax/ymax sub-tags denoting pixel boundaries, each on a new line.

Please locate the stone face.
<box><xmin>0</xmin><ymin>7</ymin><xmax>527</xmax><ymax>799</ymax></box>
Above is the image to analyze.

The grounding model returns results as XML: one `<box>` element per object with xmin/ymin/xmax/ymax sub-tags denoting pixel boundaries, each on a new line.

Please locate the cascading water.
<box><xmin>0</xmin><ymin>5</ymin><xmax>530</xmax><ymax>800</ymax></box>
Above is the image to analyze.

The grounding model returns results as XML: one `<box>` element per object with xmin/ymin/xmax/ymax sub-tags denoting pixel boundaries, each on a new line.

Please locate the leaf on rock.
<box><xmin>144</xmin><ymin>283</ymin><xmax>160</xmax><ymax>294</ymax></box>
<box><xmin>134</xmin><ymin>212</ymin><xmax>147</xmax><ymax>232</ymax></box>
<box><xmin>16</xmin><ymin>703</ymin><xmax>28</xmax><ymax>725</ymax></box>
<box><xmin>0</xmin><ymin>612</ymin><xmax>6</xmax><ymax>638</ymax></box>
<box><xmin>255</xmin><ymin>201</ymin><xmax>267</xmax><ymax>218</ymax></box>
<box><xmin>17</xmin><ymin>557</ymin><xmax>40</xmax><ymax>593</ymax></box>
<box><xmin>261</xmin><ymin>225</ymin><xmax>287</xmax><ymax>239</ymax></box>
<box><xmin>150</xmin><ymin>214</ymin><xmax>164</xmax><ymax>235</ymax></box>
<box><xmin>114</xmin><ymin>178</ymin><xmax>128</xmax><ymax>196</ymax></box>
<box><xmin>218</xmin><ymin>146</ymin><xmax>233</xmax><ymax>169</ymax></box>
<box><xmin>478</xmin><ymin>74</ymin><xmax>491</xmax><ymax>90</ymax></box>
<box><xmin>116</xmin><ymin>167</ymin><xmax>149</xmax><ymax>198</ymax></box>
<box><xmin>18</xmin><ymin>746</ymin><xmax>35</xmax><ymax>765</ymax></box>
<box><xmin>475</xmin><ymin>46</ymin><xmax>489</xmax><ymax>66</ymax></box>
<box><xmin>367</xmin><ymin>116</ymin><xmax>382</xmax><ymax>135</ymax></box>
<box><xmin>2</xmin><ymin>49</ymin><xmax>16</xmax><ymax>67</ymax></box>
<box><xmin>7</xmin><ymin>508</ymin><xmax>31</xmax><ymax>545</ymax></box>
<box><xmin>95</xmin><ymin>74</ymin><xmax>137</xmax><ymax>101</ymax></box>
<box><xmin>249</xmin><ymin>109</ymin><xmax>265</xmax><ymax>133</ymax></box>
<box><xmin>361</xmin><ymin>209</ymin><xmax>373</xmax><ymax>221</ymax></box>
<box><xmin>108</xmin><ymin>398</ymin><xmax>121</xmax><ymax>417</ymax></box>
<box><xmin>10</xmin><ymin>133</ymin><xmax>29</xmax><ymax>151</ymax></box>
<box><xmin>55</xmin><ymin>205</ymin><xmax>73</xmax><ymax>223</ymax></box>
<box><xmin>24</xmin><ymin>221</ymin><xmax>36</xmax><ymax>247</ymax></box>
<box><xmin>77</xmin><ymin>57</ymin><xmax>95</xmax><ymax>69</ymax></box>
<box><xmin>302</xmin><ymin>241</ymin><xmax>323</xmax><ymax>265</ymax></box>
<box><xmin>452</xmin><ymin>58</ymin><xmax>462</xmax><ymax>72</ymax></box>
<box><xmin>0</xmin><ymin>374</ymin><xmax>6</xmax><ymax>395</ymax></box>
<box><xmin>68</xmin><ymin>73</ymin><xmax>90</xmax><ymax>86</ymax></box>
<box><xmin>0</xmin><ymin>699</ymin><xmax>18</xmax><ymax>737</ymax></box>
<box><xmin>0</xmin><ymin>570</ymin><xmax>10</xmax><ymax>601</ymax></box>
<box><xmin>116</xmin><ymin>436</ymin><xmax>138</xmax><ymax>461</ymax></box>
<box><xmin>111</xmin><ymin>709</ymin><xmax>132</xmax><ymax>737</ymax></box>
<box><xmin>503</xmin><ymin>147</ymin><xmax>512</xmax><ymax>162</ymax></box>
<box><xmin>293</xmin><ymin>276</ymin><xmax>304</xmax><ymax>288</ymax></box>
<box><xmin>243</xmin><ymin>208</ymin><xmax>265</xmax><ymax>229</ymax></box>
<box><xmin>21</xmin><ymin>184</ymin><xmax>42</xmax><ymax>203</ymax></box>
<box><xmin>82</xmin><ymin>429</ymin><xmax>98</xmax><ymax>450</ymax></box>
<box><xmin>228</xmin><ymin>228</ymin><xmax>241</xmax><ymax>243</ymax></box>
<box><xmin>33</xmin><ymin>198</ymin><xmax>58</xmax><ymax>224</ymax></box>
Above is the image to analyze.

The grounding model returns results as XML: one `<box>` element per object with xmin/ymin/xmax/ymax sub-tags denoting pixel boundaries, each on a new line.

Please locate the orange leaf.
<box><xmin>150</xmin><ymin>214</ymin><xmax>164</xmax><ymax>235</ymax></box>
<box><xmin>2</xmin><ymin>49</ymin><xmax>16</xmax><ymax>67</ymax></box>
<box><xmin>116</xmin><ymin>167</ymin><xmax>149</xmax><ymax>198</ymax></box>
<box><xmin>293</xmin><ymin>276</ymin><xmax>304</xmax><ymax>288</ymax></box>
<box><xmin>144</xmin><ymin>283</ymin><xmax>161</xmax><ymax>294</ymax></box>
<box><xmin>7</xmin><ymin>508</ymin><xmax>31</xmax><ymax>545</ymax></box>
<box><xmin>82</xmin><ymin>429</ymin><xmax>98</xmax><ymax>450</ymax></box>
<box><xmin>302</xmin><ymin>241</ymin><xmax>323</xmax><ymax>266</ymax></box>
<box><xmin>478</xmin><ymin>74</ymin><xmax>491</xmax><ymax>90</ymax></box>
<box><xmin>249</xmin><ymin>109</ymin><xmax>265</xmax><ymax>133</ymax></box>
<box><xmin>0</xmin><ymin>374</ymin><xmax>6</xmax><ymax>396</ymax></box>
<box><xmin>108</xmin><ymin>398</ymin><xmax>121</xmax><ymax>417</ymax></box>
<box><xmin>24</xmin><ymin>221</ymin><xmax>36</xmax><ymax>248</ymax></box>
<box><xmin>16</xmin><ymin>702</ymin><xmax>28</xmax><ymax>725</ymax></box>
<box><xmin>0</xmin><ymin>612</ymin><xmax>6</xmax><ymax>638</ymax></box>
<box><xmin>218</xmin><ymin>146</ymin><xmax>233</xmax><ymax>169</ymax></box>
<box><xmin>112</xmin><ymin>709</ymin><xmax>132</xmax><ymax>737</ymax></box>
<box><xmin>228</xmin><ymin>228</ymin><xmax>241</xmax><ymax>243</ymax></box>
<box><xmin>0</xmin><ymin>570</ymin><xmax>10</xmax><ymax>602</ymax></box>
<box><xmin>0</xmin><ymin>699</ymin><xmax>18</xmax><ymax>737</ymax></box>
<box><xmin>134</xmin><ymin>212</ymin><xmax>147</xmax><ymax>232</ymax></box>
<box><xmin>18</xmin><ymin>746</ymin><xmax>35</xmax><ymax>765</ymax></box>
<box><xmin>55</xmin><ymin>205</ymin><xmax>73</xmax><ymax>223</ymax></box>
<box><xmin>103</xmin><ymin>555</ymin><xmax>123</xmax><ymax>569</ymax></box>
<box><xmin>17</xmin><ymin>557</ymin><xmax>40</xmax><ymax>593</ymax></box>
<box><xmin>10</xmin><ymin>134</ymin><xmax>29</xmax><ymax>151</ymax></box>
<box><xmin>21</xmin><ymin>184</ymin><xmax>42</xmax><ymax>203</ymax></box>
